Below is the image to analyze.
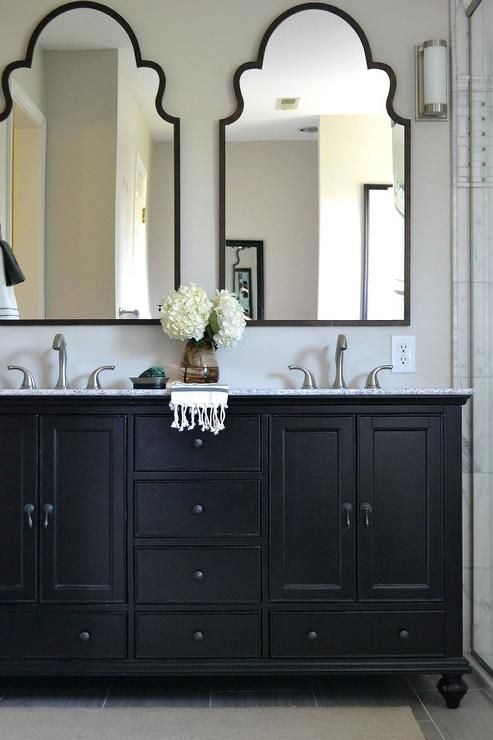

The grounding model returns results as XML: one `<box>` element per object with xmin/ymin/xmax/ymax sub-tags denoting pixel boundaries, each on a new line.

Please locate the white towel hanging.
<box><xmin>0</xmin><ymin>249</ymin><xmax>19</xmax><ymax>320</ymax></box>
<box><xmin>169</xmin><ymin>382</ymin><xmax>229</xmax><ymax>435</ymax></box>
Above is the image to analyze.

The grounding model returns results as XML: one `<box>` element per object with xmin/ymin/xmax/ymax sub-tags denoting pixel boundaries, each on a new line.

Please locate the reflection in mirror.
<box><xmin>220</xmin><ymin>5</ymin><xmax>410</xmax><ymax>324</ymax></box>
<box><xmin>225</xmin><ymin>239</ymin><xmax>264</xmax><ymax>320</ymax></box>
<box><xmin>0</xmin><ymin>4</ymin><xmax>178</xmax><ymax>322</ymax></box>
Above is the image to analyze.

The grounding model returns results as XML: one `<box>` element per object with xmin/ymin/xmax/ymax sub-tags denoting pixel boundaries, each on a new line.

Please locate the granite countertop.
<box><xmin>0</xmin><ymin>387</ymin><xmax>474</xmax><ymax>397</ymax></box>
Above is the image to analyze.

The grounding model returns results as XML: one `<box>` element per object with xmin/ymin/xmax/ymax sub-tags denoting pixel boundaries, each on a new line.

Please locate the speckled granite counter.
<box><xmin>0</xmin><ymin>387</ymin><xmax>473</xmax><ymax>397</ymax></box>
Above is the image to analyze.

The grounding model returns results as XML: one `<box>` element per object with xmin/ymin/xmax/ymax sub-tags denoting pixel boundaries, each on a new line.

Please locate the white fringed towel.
<box><xmin>169</xmin><ymin>382</ymin><xmax>229</xmax><ymax>435</ymax></box>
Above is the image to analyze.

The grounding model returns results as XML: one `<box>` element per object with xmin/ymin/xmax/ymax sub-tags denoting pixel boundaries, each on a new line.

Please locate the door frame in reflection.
<box><xmin>225</xmin><ymin>239</ymin><xmax>264</xmax><ymax>320</ymax></box>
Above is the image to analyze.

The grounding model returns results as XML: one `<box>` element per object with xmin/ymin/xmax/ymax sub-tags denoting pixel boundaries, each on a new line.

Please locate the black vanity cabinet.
<box><xmin>0</xmin><ymin>412</ymin><xmax>126</xmax><ymax>658</ymax></box>
<box><xmin>0</xmin><ymin>392</ymin><xmax>470</xmax><ymax>708</ymax></box>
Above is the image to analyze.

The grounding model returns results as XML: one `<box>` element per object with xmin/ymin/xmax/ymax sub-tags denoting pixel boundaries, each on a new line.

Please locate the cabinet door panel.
<box><xmin>0</xmin><ymin>415</ymin><xmax>37</xmax><ymax>602</ymax></box>
<box><xmin>358</xmin><ymin>416</ymin><xmax>443</xmax><ymax>601</ymax></box>
<box><xmin>270</xmin><ymin>416</ymin><xmax>355</xmax><ymax>601</ymax></box>
<box><xmin>40</xmin><ymin>416</ymin><xmax>125</xmax><ymax>602</ymax></box>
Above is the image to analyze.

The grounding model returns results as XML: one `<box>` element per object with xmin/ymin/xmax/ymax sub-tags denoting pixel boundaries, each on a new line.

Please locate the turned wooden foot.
<box><xmin>437</xmin><ymin>674</ymin><xmax>468</xmax><ymax>708</ymax></box>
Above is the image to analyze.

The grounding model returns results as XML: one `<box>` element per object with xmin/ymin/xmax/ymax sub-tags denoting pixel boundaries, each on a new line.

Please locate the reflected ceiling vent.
<box><xmin>299</xmin><ymin>126</ymin><xmax>318</xmax><ymax>133</ymax></box>
<box><xmin>276</xmin><ymin>97</ymin><xmax>299</xmax><ymax>110</ymax></box>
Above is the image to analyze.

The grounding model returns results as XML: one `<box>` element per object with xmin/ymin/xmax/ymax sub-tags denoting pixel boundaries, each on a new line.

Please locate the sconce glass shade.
<box><xmin>416</xmin><ymin>39</ymin><xmax>448</xmax><ymax>120</ymax></box>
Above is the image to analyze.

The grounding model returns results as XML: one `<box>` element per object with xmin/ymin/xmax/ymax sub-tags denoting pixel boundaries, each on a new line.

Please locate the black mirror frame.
<box><xmin>219</xmin><ymin>2</ymin><xmax>411</xmax><ymax>326</ymax></box>
<box><xmin>0</xmin><ymin>0</ymin><xmax>180</xmax><ymax>325</ymax></box>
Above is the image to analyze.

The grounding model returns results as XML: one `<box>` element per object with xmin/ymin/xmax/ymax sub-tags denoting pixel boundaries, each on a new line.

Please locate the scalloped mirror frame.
<box><xmin>219</xmin><ymin>2</ymin><xmax>411</xmax><ymax>326</ymax></box>
<box><xmin>0</xmin><ymin>0</ymin><xmax>180</xmax><ymax>325</ymax></box>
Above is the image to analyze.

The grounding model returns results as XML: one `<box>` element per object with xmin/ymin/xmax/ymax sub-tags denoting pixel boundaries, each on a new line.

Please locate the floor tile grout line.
<box><xmin>102</xmin><ymin>681</ymin><xmax>113</xmax><ymax>709</ymax></box>
<box><xmin>310</xmin><ymin>680</ymin><xmax>319</xmax><ymax>708</ymax></box>
<box><xmin>405</xmin><ymin>678</ymin><xmax>446</xmax><ymax>740</ymax></box>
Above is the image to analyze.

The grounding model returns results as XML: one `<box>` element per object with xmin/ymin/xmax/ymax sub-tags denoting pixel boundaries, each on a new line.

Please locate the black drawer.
<box><xmin>136</xmin><ymin>612</ymin><xmax>261</xmax><ymax>658</ymax></box>
<box><xmin>135</xmin><ymin>480</ymin><xmax>261</xmax><ymax>537</ymax></box>
<box><xmin>134</xmin><ymin>414</ymin><xmax>261</xmax><ymax>472</ymax></box>
<box><xmin>135</xmin><ymin>547</ymin><xmax>260</xmax><ymax>603</ymax></box>
<box><xmin>0</xmin><ymin>612</ymin><xmax>127</xmax><ymax>659</ymax></box>
<box><xmin>270</xmin><ymin>611</ymin><xmax>444</xmax><ymax>658</ymax></box>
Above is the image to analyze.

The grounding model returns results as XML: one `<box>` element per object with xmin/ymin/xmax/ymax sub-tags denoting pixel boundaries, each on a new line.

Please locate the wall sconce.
<box><xmin>415</xmin><ymin>39</ymin><xmax>448</xmax><ymax>121</ymax></box>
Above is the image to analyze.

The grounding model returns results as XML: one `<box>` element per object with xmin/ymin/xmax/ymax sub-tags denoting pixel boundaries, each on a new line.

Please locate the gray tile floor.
<box><xmin>0</xmin><ymin>673</ymin><xmax>491</xmax><ymax>739</ymax></box>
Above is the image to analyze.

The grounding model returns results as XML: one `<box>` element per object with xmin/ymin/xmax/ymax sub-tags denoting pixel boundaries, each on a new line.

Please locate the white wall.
<box><xmin>318</xmin><ymin>114</ymin><xmax>393</xmax><ymax>319</ymax></box>
<box><xmin>0</xmin><ymin>0</ymin><xmax>451</xmax><ymax>390</ymax></box>
<box><xmin>116</xmin><ymin>56</ymin><xmax>152</xmax><ymax>318</ymax></box>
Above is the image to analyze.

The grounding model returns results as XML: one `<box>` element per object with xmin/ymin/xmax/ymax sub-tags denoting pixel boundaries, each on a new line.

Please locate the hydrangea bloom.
<box><xmin>159</xmin><ymin>283</ymin><xmax>212</xmax><ymax>342</ymax></box>
<box><xmin>159</xmin><ymin>284</ymin><xmax>245</xmax><ymax>349</ymax></box>
<box><xmin>210</xmin><ymin>289</ymin><xmax>246</xmax><ymax>348</ymax></box>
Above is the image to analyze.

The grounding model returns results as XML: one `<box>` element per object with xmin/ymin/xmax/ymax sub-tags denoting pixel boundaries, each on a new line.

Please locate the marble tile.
<box><xmin>472</xmin><ymin>473</ymin><xmax>493</xmax><ymax>568</ymax></box>
<box><xmin>464</xmin><ymin>566</ymin><xmax>473</xmax><ymax>652</ymax></box>
<box><xmin>470</xmin><ymin>379</ymin><xmax>492</xmax><ymax>473</ymax></box>
<box><xmin>210</xmin><ymin>676</ymin><xmax>312</xmax><ymax>692</ymax></box>
<box><xmin>463</xmin><ymin>472</ymin><xmax>472</xmax><ymax>568</ymax></box>
<box><xmin>417</xmin><ymin>719</ymin><xmax>444</xmax><ymax>740</ymax></box>
<box><xmin>472</xmin><ymin>567</ymin><xmax>493</xmax><ymax>660</ymax></box>
<box><xmin>408</xmin><ymin>672</ymin><xmax>481</xmax><ymax>692</ymax></box>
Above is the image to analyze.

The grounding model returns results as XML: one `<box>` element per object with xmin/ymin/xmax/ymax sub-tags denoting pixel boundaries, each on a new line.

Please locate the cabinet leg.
<box><xmin>437</xmin><ymin>674</ymin><xmax>468</xmax><ymax>709</ymax></box>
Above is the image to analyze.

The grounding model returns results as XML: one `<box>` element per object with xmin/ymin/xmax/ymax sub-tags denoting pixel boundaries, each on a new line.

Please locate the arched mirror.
<box><xmin>0</xmin><ymin>1</ymin><xmax>179</xmax><ymax>323</ymax></box>
<box><xmin>219</xmin><ymin>3</ymin><xmax>410</xmax><ymax>325</ymax></box>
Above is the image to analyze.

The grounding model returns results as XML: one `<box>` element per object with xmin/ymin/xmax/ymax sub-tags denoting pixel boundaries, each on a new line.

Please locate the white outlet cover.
<box><xmin>391</xmin><ymin>335</ymin><xmax>416</xmax><ymax>373</ymax></box>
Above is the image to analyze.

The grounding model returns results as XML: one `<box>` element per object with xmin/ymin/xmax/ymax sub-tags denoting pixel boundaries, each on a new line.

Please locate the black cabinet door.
<box><xmin>40</xmin><ymin>416</ymin><xmax>125</xmax><ymax>602</ymax></box>
<box><xmin>270</xmin><ymin>415</ymin><xmax>355</xmax><ymax>601</ymax></box>
<box><xmin>358</xmin><ymin>416</ymin><xmax>443</xmax><ymax>601</ymax></box>
<box><xmin>0</xmin><ymin>415</ymin><xmax>37</xmax><ymax>602</ymax></box>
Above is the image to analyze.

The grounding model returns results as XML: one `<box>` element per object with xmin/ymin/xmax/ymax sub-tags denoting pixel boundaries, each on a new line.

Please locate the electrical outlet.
<box><xmin>391</xmin><ymin>335</ymin><xmax>416</xmax><ymax>373</ymax></box>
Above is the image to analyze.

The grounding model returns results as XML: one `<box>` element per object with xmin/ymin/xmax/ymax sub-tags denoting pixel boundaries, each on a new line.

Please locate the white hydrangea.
<box><xmin>211</xmin><ymin>290</ymin><xmax>246</xmax><ymax>348</ymax></box>
<box><xmin>159</xmin><ymin>283</ymin><xmax>213</xmax><ymax>342</ymax></box>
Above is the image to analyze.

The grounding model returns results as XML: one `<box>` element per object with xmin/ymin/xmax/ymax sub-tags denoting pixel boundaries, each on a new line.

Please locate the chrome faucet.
<box><xmin>288</xmin><ymin>364</ymin><xmax>317</xmax><ymax>389</ymax></box>
<box><xmin>332</xmin><ymin>334</ymin><xmax>348</xmax><ymax>389</ymax></box>
<box><xmin>52</xmin><ymin>333</ymin><xmax>69</xmax><ymax>389</ymax></box>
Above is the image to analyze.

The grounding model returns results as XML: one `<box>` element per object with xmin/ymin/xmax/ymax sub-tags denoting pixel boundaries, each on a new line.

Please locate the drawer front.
<box><xmin>270</xmin><ymin>611</ymin><xmax>444</xmax><ymax>658</ymax></box>
<box><xmin>134</xmin><ymin>414</ymin><xmax>261</xmax><ymax>472</ymax></box>
<box><xmin>0</xmin><ymin>612</ymin><xmax>127</xmax><ymax>659</ymax></box>
<box><xmin>135</xmin><ymin>547</ymin><xmax>260</xmax><ymax>603</ymax></box>
<box><xmin>136</xmin><ymin>612</ymin><xmax>261</xmax><ymax>658</ymax></box>
<box><xmin>135</xmin><ymin>481</ymin><xmax>261</xmax><ymax>537</ymax></box>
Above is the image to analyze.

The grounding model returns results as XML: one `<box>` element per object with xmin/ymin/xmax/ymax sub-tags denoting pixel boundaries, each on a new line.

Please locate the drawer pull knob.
<box><xmin>398</xmin><ymin>629</ymin><xmax>410</xmax><ymax>640</ymax></box>
<box><xmin>192</xmin><ymin>438</ymin><xmax>204</xmax><ymax>449</ymax></box>
<box><xmin>306</xmin><ymin>630</ymin><xmax>318</xmax><ymax>641</ymax></box>
<box><xmin>79</xmin><ymin>631</ymin><xmax>91</xmax><ymax>641</ymax></box>
<box><xmin>192</xmin><ymin>570</ymin><xmax>205</xmax><ymax>580</ymax></box>
<box><xmin>193</xmin><ymin>630</ymin><xmax>204</xmax><ymax>641</ymax></box>
<box><xmin>192</xmin><ymin>504</ymin><xmax>204</xmax><ymax>515</ymax></box>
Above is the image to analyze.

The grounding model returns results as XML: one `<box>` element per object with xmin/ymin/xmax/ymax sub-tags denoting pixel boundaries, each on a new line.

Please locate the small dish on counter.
<box><xmin>129</xmin><ymin>376</ymin><xmax>168</xmax><ymax>390</ymax></box>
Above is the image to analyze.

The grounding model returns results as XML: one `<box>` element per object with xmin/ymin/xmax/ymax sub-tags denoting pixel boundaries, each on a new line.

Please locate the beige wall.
<box><xmin>148</xmin><ymin>141</ymin><xmax>175</xmax><ymax>314</ymax></box>
<box><xmin>0</xmin><ymin>0</ymin><xmax>451</xmax><ymax>390</ymax></box>
<box><xmin>44</xmin><ymin>49</ymin><xmax>118</xmax><ymax>319</ymax></box>
<box><xmin>226</xmin><ymin>140</ymin><xmax>318</xmax><ymax>319</ymax></box>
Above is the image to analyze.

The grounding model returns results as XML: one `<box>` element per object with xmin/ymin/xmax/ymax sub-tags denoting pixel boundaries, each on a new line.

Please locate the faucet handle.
<box><xmin>365</xmin><ymin>364</ymin><xmax>393</xmax><ymax>390</ymax></box>
<box><xmin>8</xmin><ymin>365</ymin><xmax>37</xmax><ymax>389</ymax></box>
<box><xmin>86</xmin><ymin>365</ymin><xmax>115</xmax><ymax>390</ymax></box>
<box><xmin>288</xmin><ymin>365</ymin><xmax>317</xmax><ymax>390</ymax></box>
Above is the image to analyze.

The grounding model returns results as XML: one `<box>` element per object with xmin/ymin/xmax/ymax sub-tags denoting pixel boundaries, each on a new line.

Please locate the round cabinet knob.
<box><xmin>398</xmin><ymin>629</ymin><xmax>410</xmax><ymax>640</ymax></box>
<box><xmin>192</xmin><ymin>570</ymin><xmax>204</xmax><ymax>580</ymax></box>
<box><xmin>192</xmin><ymin>504</ymin><xmax>204</xmax><ymax>515</ymax></box>
<box><xmin>79</xmin><ymin>631</ymin><xmax>91</xmax><ymax>641</ymax></box>
<box><xmin>193</xmin><ymin>630</ymin><xmax>204</xmax><ymax>641</ymax></box>
<box><xmin>306</xmin><ymin>630</ymin><xmax>318</xmax><ymax>641</ymax></box>
<box><xmin>192</xmin><ymin>438</ymin><xmax>204</xmax><ymax>449</ymax></box>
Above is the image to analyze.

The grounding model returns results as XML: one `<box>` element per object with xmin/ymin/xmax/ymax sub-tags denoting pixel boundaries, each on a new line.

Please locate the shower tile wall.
<box><xmin>452</xmin><ymin>0</ymin><xmax>473</xmax><ymax>654</ymax></box>
<box><xmin>468</xmin><ymin>0</ymin><xmax>493</xmax><ymax>671</ymax></box>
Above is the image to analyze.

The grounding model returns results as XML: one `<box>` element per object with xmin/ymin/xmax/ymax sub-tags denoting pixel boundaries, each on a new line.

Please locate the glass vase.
<box><xmin>178</xmin><ymin>339</ymin><xmax>219</xmax><ymax>384</ymax></box>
